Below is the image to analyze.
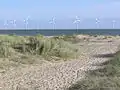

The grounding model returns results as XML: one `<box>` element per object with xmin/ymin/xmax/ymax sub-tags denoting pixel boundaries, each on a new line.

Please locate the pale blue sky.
<box><xmin>0</xmin><ymin>0</ymin><xmax>120</xmax><ymax>29</ymax></box>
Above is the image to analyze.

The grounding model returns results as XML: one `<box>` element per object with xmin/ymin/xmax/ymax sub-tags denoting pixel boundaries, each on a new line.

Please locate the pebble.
<box><xmin>0</xmin><ymin>36</ymin><xmax>120</xmax><ymax>90</ymax></box>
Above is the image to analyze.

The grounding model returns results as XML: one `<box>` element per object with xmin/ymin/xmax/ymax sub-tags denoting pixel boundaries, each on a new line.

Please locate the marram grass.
<box><xmin>0</xmin><ymin>41</ymin><xmax>15</xmax><ymax>57</ymax></box>
<box><xmin>15</xmin><ymin>37</ymin><xmax>79</xmax><ymax>59</ymax></box>
<box><xmin>0</xmin><ymin>34</ymin><xmax>80</xmax><ymax>69</ymax></box>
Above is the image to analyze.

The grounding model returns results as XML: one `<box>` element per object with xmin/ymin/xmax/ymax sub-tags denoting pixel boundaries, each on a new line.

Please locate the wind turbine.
<box><xmin>112</xmin><ymin>20</ymin><xmax>116</xmax><ymax>29</ymax></box>
<box><xmin>49</xmin><ymin>17</ymin><xmax>56</xmax><ymax>32</ymax></box>
<box><xmin>73</xmin><ymin>16</ymin><xmax>80</xmax><ymax>32</ymax></box>
<box><xmin>23</xmin><ymin>16</ymin><xmax>30</xmax><ymax>30</ymax></box>
<box><xmin>4</xmin><ymin>20</ymin><xmax>9</xmax><ymax>29</ymax></box>
<box><xmin>36</xmin><ymin>20</ymin><xmax>40</xmax><ymax>30</ymax></box>
<box><xmin>10</xmin><ymin>19</ymin><xmax>17</xmax><ymax>29</ymax></box>
<box><xmin>95</xmin><ymin>18</ymin><xmax>100</xmax><ymax>29</ymax></box>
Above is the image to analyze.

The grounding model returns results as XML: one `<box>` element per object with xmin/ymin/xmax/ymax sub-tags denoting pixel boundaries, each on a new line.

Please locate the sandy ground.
<box><xmin>0</xmin><ymin>35</ymin><xmax>120</xmax><ymax>90</ymax></box>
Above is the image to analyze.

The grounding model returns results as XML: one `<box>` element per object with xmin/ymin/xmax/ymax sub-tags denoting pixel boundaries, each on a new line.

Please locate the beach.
<box><xmin>0</xmin><ymin>34</ymin><xmax>120</xmax><ymax>90</ymax></box>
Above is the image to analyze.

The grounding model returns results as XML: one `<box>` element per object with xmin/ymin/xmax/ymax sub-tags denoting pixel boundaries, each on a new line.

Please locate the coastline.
<box><xmin>0</xmin><ymin>29</ymin><xmax>120</xmax><ymax>36</ymax></box>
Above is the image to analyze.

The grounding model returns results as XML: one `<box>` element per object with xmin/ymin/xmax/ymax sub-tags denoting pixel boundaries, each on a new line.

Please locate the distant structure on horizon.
<box><xmin>23</xmin><ymin>16</ymin><xmax>30</xmax><ymax>29</ymax></box>
<box><xmin>49</xmin><ymin>17</ymin><xmax>56</xmax><ymax>31</ymax></box>
<box><xmin>73</xmin><ymin>16</ymin><xmax>81</xmax><ymax>32</ymax></box>
<box><xmin>112</xmin><ymin>20</ymin><xmax>116</xmax><ymax>29</ymax></box>
<box><xmin>10</xmin><ymin>20</ymin><xmax>17</xmax><ymax>29</ymax></box>
<box><xmin>4</xmin><ymin>20</ymin><xmax>9</xmax><ymax>29</ymax></box>
<box><xmin>95</xmin><ymin>18</ymin><xmax>100</xmax><ymax>29</ymax></box>
<box><xmin>1</xmin><ymin>18</ymin><xmax>120</xmax><ymax>29</ymax></box>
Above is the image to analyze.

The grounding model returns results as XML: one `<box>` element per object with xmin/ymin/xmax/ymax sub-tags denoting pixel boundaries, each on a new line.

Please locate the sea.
<box><xmin>0</xmin><ymin>29</ymin><xmax>120</xmax><ymax>36</ymax></box>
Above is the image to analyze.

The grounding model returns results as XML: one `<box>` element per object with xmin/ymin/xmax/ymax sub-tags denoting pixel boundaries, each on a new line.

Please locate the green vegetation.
<box><xmin>0</xmin><ymin>34</ymin><xmax>80</xmax><ymax>70</ymax></box>
<box><xmin>68</xmin><ymin>50</ymin><xmax>120</xmax><ymax>90</ymax></box>
<box><xmin>52</xmin><ymin>34</ymin><xmax>81</xmax><ymax>43</ymax></box>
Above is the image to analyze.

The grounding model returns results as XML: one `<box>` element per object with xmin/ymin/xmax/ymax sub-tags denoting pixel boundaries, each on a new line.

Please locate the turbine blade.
<box><xmin>73</xmin><ymin>20</ymin><xmax>77</xmax><ymax>23</ymax></box>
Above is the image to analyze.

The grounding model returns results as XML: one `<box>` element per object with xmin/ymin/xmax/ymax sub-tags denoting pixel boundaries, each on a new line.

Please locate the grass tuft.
<box><xmin>0</xmin><ymin>41</ymin><xmax>15</xmax><ymax>57</ymax></box>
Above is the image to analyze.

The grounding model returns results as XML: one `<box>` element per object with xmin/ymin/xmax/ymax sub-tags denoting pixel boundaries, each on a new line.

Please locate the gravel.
<box><xmin>0</xmin><ymin>37</ymin><xmax>120</xmax><ymax>90</ymax></box>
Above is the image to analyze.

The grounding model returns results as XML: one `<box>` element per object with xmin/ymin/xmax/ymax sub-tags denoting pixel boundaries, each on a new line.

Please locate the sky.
<box><xmin>0</xmin><ymin>0</ymin><xmax>120</xmax><ymax>29</ymax></box>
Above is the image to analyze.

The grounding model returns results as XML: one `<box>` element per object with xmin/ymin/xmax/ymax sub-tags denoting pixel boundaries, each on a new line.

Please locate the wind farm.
<box><xmin>0</xmin><ymin>0</ymin><xmax>120</xmax><ymax>90</ymax></box>
<box><xmin>0</xmin><ymin>17</ymin><xmax>119</xmax><ymax>30</ymax></box>
<box><xmin>0</xmin><ymin>17</ymin><xmax>120</xmax><ymax>36</ymax></box>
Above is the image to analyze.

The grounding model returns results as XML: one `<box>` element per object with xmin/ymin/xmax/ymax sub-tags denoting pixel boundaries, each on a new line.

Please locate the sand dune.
<box><xmin>0</xmin><ymin>35</ymin><xmax>120</xmax><ymax>90</ymax></box>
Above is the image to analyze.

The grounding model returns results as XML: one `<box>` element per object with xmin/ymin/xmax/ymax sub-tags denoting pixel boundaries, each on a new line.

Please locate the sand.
<box><xmin>0</xmin><ymin>35</ymin><xmax>120</xmax><ymax>90</ymax></box>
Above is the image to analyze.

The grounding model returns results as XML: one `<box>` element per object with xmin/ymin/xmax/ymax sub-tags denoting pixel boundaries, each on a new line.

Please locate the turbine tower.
<box><xmin>4</xmin><ymin>20</ymin><xmax>8</xmax><ymax>29</ymax></box>
<box><xmin>95</xmin><ymin>18</ymin><xmax>100</xmax><ymax>29</ymax></box>
<box><xmin>112</xmin><ymin>20</ymin><xmax>116</xmax><ymax>29</ymax></box>
<box><xmin>36</xmin><ymin>20</ymin><xmax>40</xmax><ymax>30</ymax></box>
<box><xmin>49</xmin><ymin>17</ymin><xmax>56</xmax><ymax>32</ymax></box>
<box><xmin>23</xmin><ymin>16</ymin><xmax>30</xmax><ymax>30</ymax></box>
<box><xmin>10</xmin><ymin>20</ymin><xmax>16</xmax><ymax>29</ymax></box>
<box><xmin>73</xmin><ymin>16</ymin><xmax>80</xmax><ymax>32</ymax></box>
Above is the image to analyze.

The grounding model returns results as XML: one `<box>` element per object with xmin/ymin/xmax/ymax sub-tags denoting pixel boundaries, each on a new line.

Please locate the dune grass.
<box><xmin>14</xmin><ymin>36</ymin><xmax>79</xmax><ymax>58</ymax></box>
<box><xmin>0</xmin><ymin>34</ymin><xmax>80</xmax><ymax>70</ymax></box>
<box><xmin>52</xmin><ymin>34</ymin><xmax>80</xmax><ymax>43</ymax></box>
<box><xmin>68</xmin><ymin>50</ymin><xmax>120</xmax><ymax>90</ymax></box>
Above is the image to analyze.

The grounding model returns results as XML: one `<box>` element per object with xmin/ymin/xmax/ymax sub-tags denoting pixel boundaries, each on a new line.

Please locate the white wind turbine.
<box><xmin>36</xmin><ymin>20</ymin><xmax>40</xmax><ymax>30</ymax></box>
<box><xmin>36</xmin><ymin>20</ymin><xmax>41</xmax><ymax>30</ymax></box>
<box><xmin>4</xmin><ymin>20</ymin><xmax>9</xmax><ymax>29</ymax></box>
<box><xmin>95</xmin><ymin>18</ymin><xmax>100</xmax><ymax>29</ymax></box>
<box><xmin>49</xmin><ymin>17</ymin><xmax>56</xmax><ymax>31</ymax></box>
<box><xmin>10</xmin><ymin>19</ymin><xmax>17</xmax><ymax>29</ymax></box>
<box><xmin>73</xmin><ymin>16</ymin><xmax>81</xmax><ymax>32</ymax></box>
<box><xmin>23</xmin><ymin>16</ymin><xmax>30</xmax><ymax>29</ymax></box>
<box><xmin>112</xmin><ymin>20</ymin><xmax>116</xmax><ymax>29</ymax></box>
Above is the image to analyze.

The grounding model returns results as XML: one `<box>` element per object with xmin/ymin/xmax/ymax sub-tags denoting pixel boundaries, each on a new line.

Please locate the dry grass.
<box><xmin>52</xmin><ymin>34</ymin><xmax>80</xmax><ymax>43</ymax></box>
<box><xmin>0</xmin><ymin>34</ymin><xmax>80</xmax><ymax>70</ymax></box>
